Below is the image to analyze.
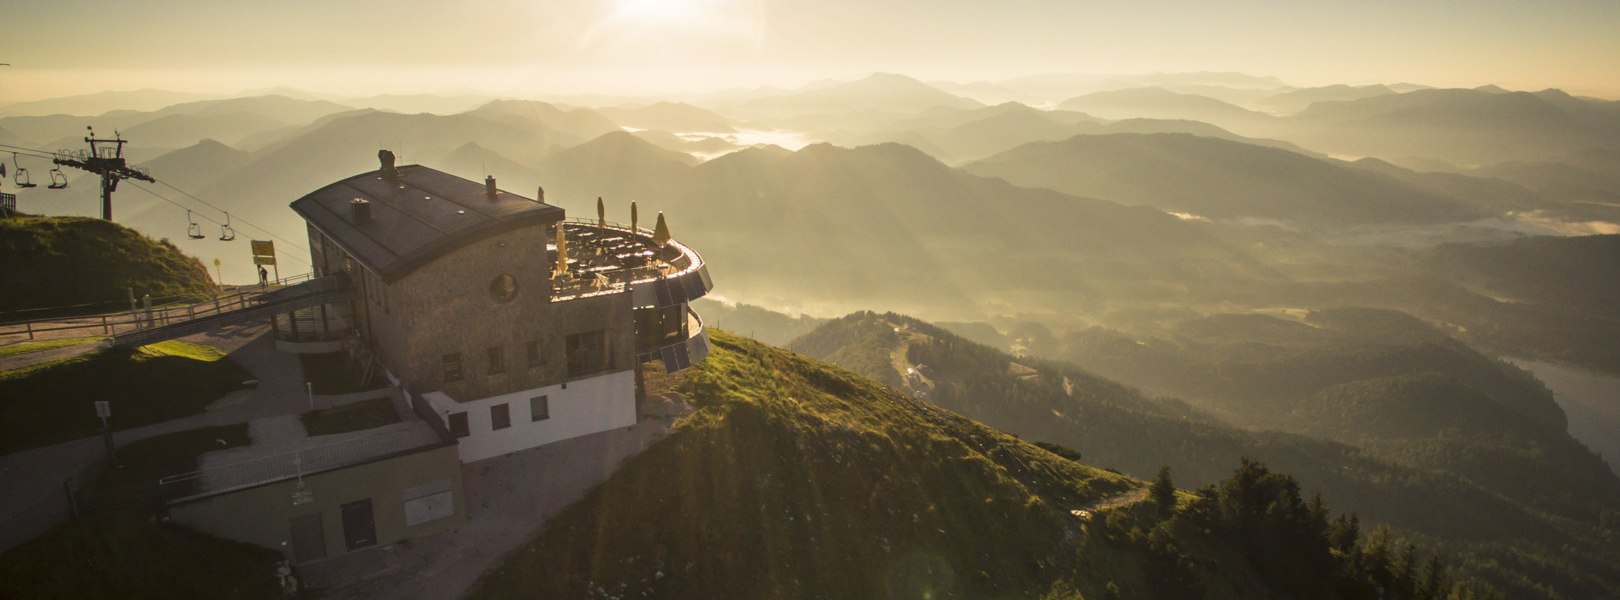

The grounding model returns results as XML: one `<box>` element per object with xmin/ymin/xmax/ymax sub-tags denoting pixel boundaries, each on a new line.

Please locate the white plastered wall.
<box><xmin>424</xmin><ymin>370</ymin><xmax>637</xmax><ymax>463</ymax></box>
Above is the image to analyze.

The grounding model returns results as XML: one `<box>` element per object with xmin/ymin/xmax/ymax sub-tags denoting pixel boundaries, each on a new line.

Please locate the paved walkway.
<box><xmin>299</xmin><ymin>405</ymin><xmax>686</xmax><ymax>600</ymax></box>
<box><xmin>0</xmin><ymin>322</ymin><xmax>307</xmax><ymax>552</ymax></box>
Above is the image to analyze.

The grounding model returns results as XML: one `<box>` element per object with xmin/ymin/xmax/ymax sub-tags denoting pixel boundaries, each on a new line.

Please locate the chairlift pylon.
<box><xmin>186</xmin><ymin>210</ymin><xmax>205</xmax><ymax>240</ymax></box>
<box><xmin>47</xmin><ymin>166</ymin><xmax>69</xmax><ymax>189</ymax></box>
<box><xmin>11</xmin><ymin>153</ymin><xmax>36</xmax><ymax>188</ymax></box>
<box><xmin>219</xmin><ymin>212</ymin><xmax>236</xmax><ymax>241</ymax></box>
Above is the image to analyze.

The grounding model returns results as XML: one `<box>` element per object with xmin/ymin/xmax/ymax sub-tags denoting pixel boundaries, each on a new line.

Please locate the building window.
<box><xmin>530</xmin><ymin>396</ymin><xmax>549</xmax><ymax>421</ymax></box>
<box><xmin>443</xmin><ymin>353</ymin><xmax>464</xmax><ymax>382</ymax></box>
<box><xmin>448</xmin><ymin>412</ymin><xmax>469</xmax><ymax>438</ymax></box>
<box><xmin>488</xmin><ymin>346</ymin><xmax>506</xmax><ymax>375</ymax></box>
<box><xmin>491</xmin><ymin>403</ymin><xmax>510</xmax><ymax>430</ymax></box>
<box><xmin>566</xmin><ymin>329</ymin><xmax>609</xmax><ymax>378</ymax></box>
<box><xmin>526</xmin><ymin>340</ymin><xmax>543</xmax><ymax>368</ymax></box>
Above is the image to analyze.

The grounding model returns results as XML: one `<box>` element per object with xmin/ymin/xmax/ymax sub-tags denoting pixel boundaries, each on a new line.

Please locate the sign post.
<box><xmin>251</xmin><ymin>240</ymin><xmax>279</xmax><ymax>283</ymax></box>
<box><xmin>95</xmin><ymin>401</ymin><xmax>120</xmax><ymax>468</ymax></box>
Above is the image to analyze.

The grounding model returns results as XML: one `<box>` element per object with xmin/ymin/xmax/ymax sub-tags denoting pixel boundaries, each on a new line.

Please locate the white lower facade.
<box><xmin>422</xmin><ymin>370</ymin><xmax>638</xmax><ymax>463</ymax></box>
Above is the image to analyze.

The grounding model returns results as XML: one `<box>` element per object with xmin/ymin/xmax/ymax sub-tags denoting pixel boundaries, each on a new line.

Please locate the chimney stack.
<box><xmin>536</xmin><ymin>186</ymin><xmax>546</xmax><ymax>204</ymax></box>
<box><xmin>485</xmin><ymin>175</ymin><xmax>499</xmax><ymax>200</ymax></box>
<box><xmin>350</xmin><ymin>198</ymin><xmax>372</xmax><ymax>224</ymax></box>
<box><xmin>378</xmin><ymin>150</ymin><xmax>398</xmax><ymax>180</ymax></box>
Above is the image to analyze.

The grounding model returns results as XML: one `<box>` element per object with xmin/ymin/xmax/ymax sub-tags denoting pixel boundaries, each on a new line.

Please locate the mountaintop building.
<box><xmin>286</xmin><ymin>150</ymin><xmax>713</xmax><ymax>462</ymax></box>
<box><xmin>163</xmin><ymin>151</ymin><xmax>712</xmax><ymax>564</ymax></box>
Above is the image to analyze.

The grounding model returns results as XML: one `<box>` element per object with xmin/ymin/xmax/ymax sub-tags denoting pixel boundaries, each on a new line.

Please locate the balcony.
<box><xmin>549</xmin><ymin>220</ymin><xmax>712</xmax><ymax>307</ymax></box>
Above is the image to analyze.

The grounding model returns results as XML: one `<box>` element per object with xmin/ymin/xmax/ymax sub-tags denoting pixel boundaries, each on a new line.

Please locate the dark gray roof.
<box><xmin>291</xmin><ymin>165</ymin><xmax>564</xmax><ymax>281</ymax></box>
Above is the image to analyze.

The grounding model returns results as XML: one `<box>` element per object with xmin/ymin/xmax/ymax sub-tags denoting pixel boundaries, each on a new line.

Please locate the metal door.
<box><xmin>340</xmin><ymin>498</ymin><xmax>377</xmax><ymax>550</ymax></box>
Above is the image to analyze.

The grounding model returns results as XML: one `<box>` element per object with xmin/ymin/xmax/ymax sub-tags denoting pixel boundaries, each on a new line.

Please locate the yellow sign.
<box><xmin>250</xmin><ymin>240</ymin><xmax>277</xmax><ymax>266</ymax></box>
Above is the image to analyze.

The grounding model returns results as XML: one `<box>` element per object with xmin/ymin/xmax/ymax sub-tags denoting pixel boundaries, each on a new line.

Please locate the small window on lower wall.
<box><xmin>491</xmin><ymin>403</ymin><xmax>511</xmax><ymax>430</ymax></box>
<box><xmin>448</xmin><ymin>412</ymin><xmax>469</xmax><ymax>438</ymax></box>
<box><xmin>530</xmin><ymin>396</ymin><xmax>549</xmax><ymax>421</ymax></box>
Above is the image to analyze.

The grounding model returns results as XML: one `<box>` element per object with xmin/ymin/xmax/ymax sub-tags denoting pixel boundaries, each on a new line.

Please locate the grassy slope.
<box><xmin>791</xmin><ymin>312</ymin><xmax>1620</xmax><ymax>600</ymax></box>
<box><xmin>470</xmin><ymin>331</ymin><xmax>1151</xmax><ymax>599</ymax></box>
<box><xmin>0</xmin><ymin>340</ymin><xmax>252</xmax><ymax>455</ymax></box>
<box><xmin>0</xmin><ymin>215</ymin><xmax>215</xmax><ymax>315</ymax></box>
<box><xmin>0</xmin><ymin>337</ymin><xmax>99</xmax><ymax>358</ymax></box>
<box><xmin>0</xmin><ymin>424</ymin><xmax>280</xmax><ymax>599</ymax></box>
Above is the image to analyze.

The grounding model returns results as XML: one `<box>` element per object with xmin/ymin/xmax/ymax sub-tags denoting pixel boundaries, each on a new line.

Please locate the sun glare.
<box><xmin>614</xmin><ymin>0</ymin><xmax>701</xmax><ymax>23</ymax></box>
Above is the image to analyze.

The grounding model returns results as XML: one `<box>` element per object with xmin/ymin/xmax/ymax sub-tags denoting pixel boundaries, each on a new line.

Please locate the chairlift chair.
<box><xmin>186</xmin><ymin>210</ymin><xmax>205</xmax><ymax>239</ymax></box>
<box><xmin>219</xmin><ymin>212</ymin><xmax>236</xmax><ymax>241</ymax></box>
<box><xmin>47</xmin><ymin>166</ymin><xmax>69</xmax><ymax>189</ymax></box>
<box><xmin>11</xmin><ymin>154</ymin><xmax>36</xmax><ymax>188</ymax></box>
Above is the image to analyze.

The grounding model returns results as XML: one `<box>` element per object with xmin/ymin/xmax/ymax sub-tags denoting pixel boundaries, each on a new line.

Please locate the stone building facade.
<box><xmin>289</xmin><ymin>154</ymin><xmax>711</xmax><ymax>462</ymax></box>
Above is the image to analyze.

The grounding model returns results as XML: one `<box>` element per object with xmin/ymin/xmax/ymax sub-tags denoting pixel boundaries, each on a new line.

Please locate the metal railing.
<box><xmin>111</xmin><ymin>275</ymin><xmax>352</xmax><ymax>348</ymax></box>
<box><xmin>0</xmin><ymin>273</ymin><xmax>323</xmax><ymax>343</ymax></box>
<box><xmin>551</xmin><ymin>220</ymin><xmax>704</xmax><ymax>301</ymax></box>
<box><xmin>157</xmin><ymin>424</ymin><xmax>443</xmax><ymax>503</ymax></box>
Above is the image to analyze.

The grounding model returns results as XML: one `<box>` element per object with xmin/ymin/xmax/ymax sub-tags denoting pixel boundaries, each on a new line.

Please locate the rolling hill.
<box><xmin>730</xmin><ymin>73</ymin><xmax>983</xmax><ymax>119</ymax></box>
<box><xmin>1285</xmin><ymin>88</ymin><xmax>1620</xmax><ymax>166</ymax></box>
<box><xmin>789</xmin><ymin>312</ymin><xmax>1620</xmax><ymax>600</ymax></box>
<box><xmin>596</xmin><ymin>102</ymin><xmax>736</xmax><ymax>133</ymax></box>
<box><xmin>1056</xmin><ymin>87</ymin><xmax>1277</xmax><ymax>135</ymax></box>
<box><xmin>467</xmin><ymin>330</ymin><xmax>1470</xmax><ymax>599</ymax></box>
<box><xmin>1255</xmin><ymin>84</ymin><xmax>1398</xmax><ymax>115</ymax></box>
<box><xmin>0</xmin><ymin>215</ymin><xmax>215</xmax><ymax>314</ymax></box>
<box><xmin>964</xmin><ymin>133</ymin><xmax>1487</xmax><ymax>227</ymax></box>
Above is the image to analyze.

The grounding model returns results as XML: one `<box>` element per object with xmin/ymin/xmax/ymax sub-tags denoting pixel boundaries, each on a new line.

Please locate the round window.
<box><xmin>489</xmin><ymin>273</ymin><xmax>518</xmax><ymax>303</ymax></box>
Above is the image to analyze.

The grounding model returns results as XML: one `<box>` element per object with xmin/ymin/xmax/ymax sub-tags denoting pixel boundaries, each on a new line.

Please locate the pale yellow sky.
<box><xmin>3</xmin><ymin>0</ymin><xmax>1618</xmax><ymax>101</ymax></box>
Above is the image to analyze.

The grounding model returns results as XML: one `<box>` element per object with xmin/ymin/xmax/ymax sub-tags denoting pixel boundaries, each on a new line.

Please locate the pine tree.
<box><xmin>1151</xmin><ymin>466</ymin><xmax>1177</xmax><ymax>517</ymax></box>
<box><xmin>1418</xmin><ymin>555</ymin><xmax>1447</xmax><ymax>600</ymax></box>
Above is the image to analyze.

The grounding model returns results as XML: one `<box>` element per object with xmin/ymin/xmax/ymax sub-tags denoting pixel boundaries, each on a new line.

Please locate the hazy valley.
<box><xmin>4</xmin><ymin>65</ymin><xmax>1620</xmax><ymax>599</ymax></box>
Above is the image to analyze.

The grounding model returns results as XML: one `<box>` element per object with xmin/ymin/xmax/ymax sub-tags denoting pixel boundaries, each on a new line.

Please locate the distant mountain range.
<box><xmin>964</xmin><ymin>132</ymin><xmax>1489</xmax><ymax>226</ymax></box>
<box><xmin>726</xmin><ymin>73</ymin><xmax>983</xmax><ymax>121</ymax></box>
<box><xmin>6</xmin><ymin>74</ymin><xmax>1616</xmax><ymax>295</ymax></box>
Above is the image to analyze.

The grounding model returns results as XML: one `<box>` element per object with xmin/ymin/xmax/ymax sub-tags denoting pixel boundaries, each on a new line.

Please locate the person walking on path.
<box><xmin>258</xmin><ymin>265</ymin><xmax>269</xmax><ymax>289</ymax></box>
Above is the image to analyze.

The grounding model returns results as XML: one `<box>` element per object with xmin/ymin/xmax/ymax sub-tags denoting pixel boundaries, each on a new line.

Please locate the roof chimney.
<box><xmin>536</xmin><ymin>186</ymin><xmax>546</xmax><ymax>204</ymax></box>
<box><xmin>350</xmin><ymin>198</ymin><xmax>372</xmax><ymax>225</ymax></box>
<box><xmin>378</xmin><ymin>150</ymin><xmax>398</xmax><ymax>180</ymax></box>
<box><xmin>485</xmin><ymin>175</ymin><xmax>498</xmax><ymax>200</ymax></box>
